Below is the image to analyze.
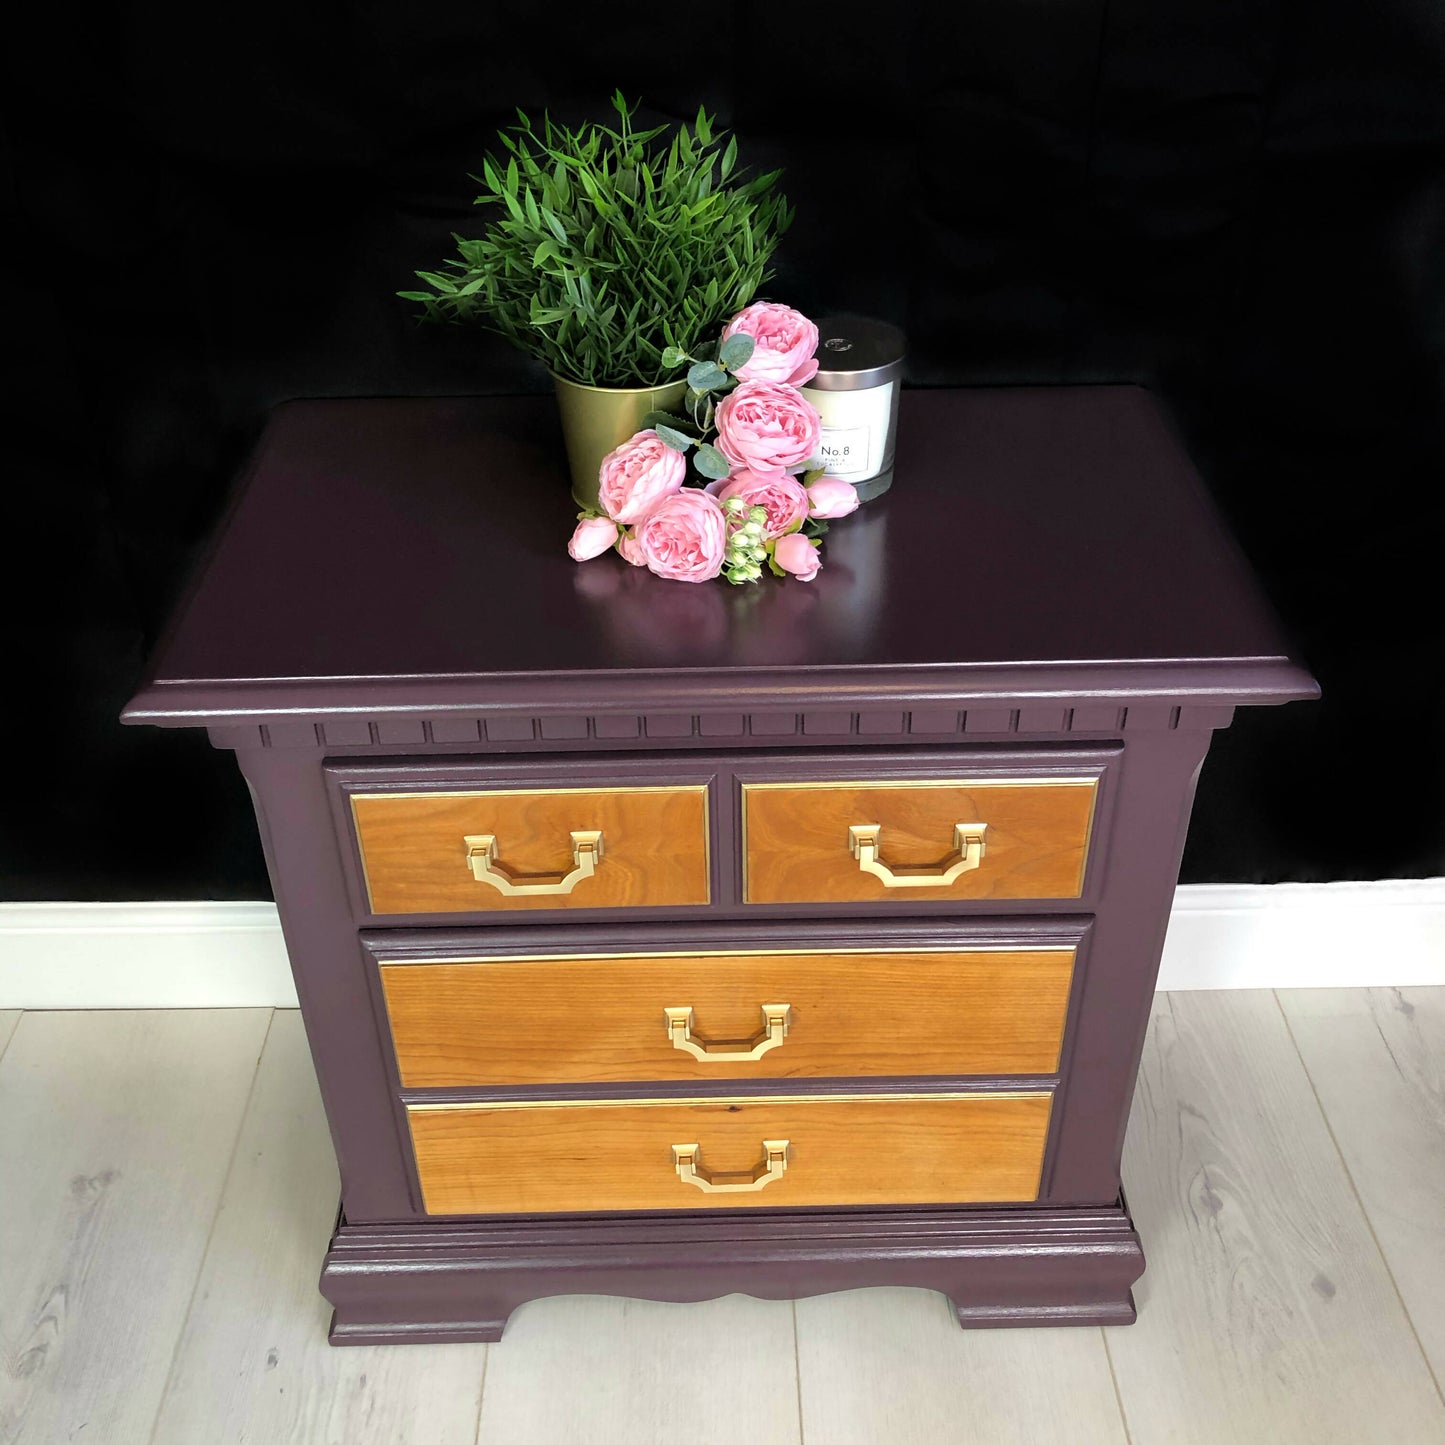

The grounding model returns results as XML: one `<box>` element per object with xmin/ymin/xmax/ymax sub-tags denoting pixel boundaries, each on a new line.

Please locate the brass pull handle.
<box><xmin>664</xmin><ymin>1004</ymin><xmax>792</xmax><ymax>1062</ymax></box>
<box><xmin>848</xmin><ymin>822</ymin><xmax>988</xmax><ymax>888</ymax></box>
<box><xmin>463</xmin><ymin>829</ymin><xmax>603</xmax><ymax>896</ymax></box>
<box><xmin>672</xmin><ymin>1139</ymin><xmax>790</xmax><ymax>1193</ymax></box>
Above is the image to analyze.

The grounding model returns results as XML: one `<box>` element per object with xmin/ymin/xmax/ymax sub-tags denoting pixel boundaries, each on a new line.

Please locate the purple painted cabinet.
<box><xmin>124</xmin><ymin>388</ymin><xmax>1317</xmax><ymax>1342</ymax></box>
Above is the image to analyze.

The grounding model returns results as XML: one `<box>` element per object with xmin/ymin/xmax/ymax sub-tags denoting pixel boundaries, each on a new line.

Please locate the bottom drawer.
<box><xmin>406</xmin><ymin>1091</ymin><xmax>1052</xmax><ymax>1216</ymax></box>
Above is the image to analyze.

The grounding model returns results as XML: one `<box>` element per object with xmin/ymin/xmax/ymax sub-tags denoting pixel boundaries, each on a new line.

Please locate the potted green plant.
<box><xmin>400</xmin><ymin>94</ymin><xmax>793</xmax><ymax>506</ymax></box>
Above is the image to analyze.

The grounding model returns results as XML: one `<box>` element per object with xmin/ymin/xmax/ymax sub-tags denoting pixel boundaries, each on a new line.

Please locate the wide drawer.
<box><xmin>350</xmin><ymin>785</ymin><xmax>710</xmax><ymax>914</ymax></box>
<box><xmin>742</xmin><ymin>777</ymin><xmax>1099</xmax><ymax>905</ymax></box>
<box><xmin>407</xmin><ymin>1091</ymin><xmax>1052</xmax><ymax>1215</ymax></box>
<box><xmin>380</xmin><ymin>947</ymin><xmax>1075</xmax><ymax>1087</ymax></box>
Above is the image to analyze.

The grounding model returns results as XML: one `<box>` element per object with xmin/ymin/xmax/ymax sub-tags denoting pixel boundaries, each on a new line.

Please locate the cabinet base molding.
<box><xmin>321</xmin><ymin>1198</ymin><xmax>1144</xmax><ymax>1344</ymax></box>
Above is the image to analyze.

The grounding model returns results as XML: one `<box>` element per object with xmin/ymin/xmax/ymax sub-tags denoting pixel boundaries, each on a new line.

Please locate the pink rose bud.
<box><xmin>567</xmin><ymin>515</ymin><xmax>621</xmax><ymax>562</ymax></box>
<box><xmin>617</xmin><ymin>528</ymin><xmax>647</xmax><ymax>567</ymax></box>
<box><xmin>715</xmin><ymin>381</ymin><xmax>822</xmax><ymax>474</ymax></box>
<box><xmin>806</xmin><ymin>475</ymin><xmax>860</xmax><ymax>519</ymax></box>
<box><xmin>633</xmin><ymin>489</ymin><xmax>728</xmax><ymax>583</ymax></box>
<box><xmin>711</xmin><ymin>467</ymin><xmax>811</xmax><ymax>539</ymax></box>
<box><xmin>596</xmin><ymin>429</ymin><xmax>688</xmax><ymax>524</ymax></box>
<box><xmin>773</xmin><ymin>532</ymin><xmax>822</xmax><ymax>582</ymax></box>
<box><xmin>722</xmin><ymin>301</ymin><xmax>820</xmax><ymax>386</ymax></box>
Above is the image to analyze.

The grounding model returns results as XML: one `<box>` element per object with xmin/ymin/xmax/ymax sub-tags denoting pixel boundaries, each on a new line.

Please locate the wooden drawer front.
<box><xmin>352</xmin><ymin>786</ymin><xmax>709</xmax><ymax>914</ymax></box>
<box><xmin>407</xmin><ymin>1092</ymin><xmax>1052</xmax><ymax>1215</ymax></box>
<box><xmin>743</xmin><ymin>779</ymin><xmax>1098</xmax><ymax>905</ymax></box>
<box><xmin>381</xmin><ymin>948</ymin><xmax>1075</xmax><ymax>1088</ymax></box>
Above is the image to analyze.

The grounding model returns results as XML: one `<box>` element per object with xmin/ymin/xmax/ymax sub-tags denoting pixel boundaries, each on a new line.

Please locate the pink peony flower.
<box><xmin>617</xmin><ymin>528</ymin><xmax>646</xmax><ymax>567</ymax></box>
<box><xmin>806</xmin><ymin>475</ymin><xmax>860</xmax><ymax>519</ymax></box>
<box><xmin>710</xmin><ymin>467</ymin><xmax>810</xmax><ymax>538</ymax></box>
<box><xmin>597</xmin><ymin>429</ymin><xmax>687</xmax><ymax>524</ymax></box>
<box><xmin>773</xmin><ymin>532</ymin><xmax>822</xmax><ymax>581</ymax></box>
<box><xmin>633</xmin><ymin>489</ymin><xmax>728</xmax><ymax>583</ymax></box>
<box><xmin>722</xmin><ymin>301</ymin><xmax>820</xmax><ymax>386</ymax></box>
<box><xmin>567</xmin><ymin>515</ymin><xmax>621</xmax><ymax>561</ymax></box>
<box><xmin>715</xmin><ymin>381</ymin><xmax>822</xmax><ymax>474</ymax></box>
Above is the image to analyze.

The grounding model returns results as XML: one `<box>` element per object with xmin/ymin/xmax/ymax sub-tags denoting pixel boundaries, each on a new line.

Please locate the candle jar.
<box><xmin>799</xmin><ymin>316</ymin><xmax>906</xmax><ymax>502</ymax></box>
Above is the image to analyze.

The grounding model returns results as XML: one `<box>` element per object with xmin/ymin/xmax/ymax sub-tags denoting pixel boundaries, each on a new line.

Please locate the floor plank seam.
<box><xmin>1099</xmin><ymin>1327</ymin><xmax>1137</xmax><ymax>1445</ymax></box>
<box><xmin>469</xmin><ymin>1333</ymin><xmax>491</xmax><ymax>1445</ymax></box>
<box><xmin>790</xmin><ymin>1298</ymin><xmax>807</xmax><ymax>1445</ymax></box>
<box><xmin>144</xmin><ymin>1008</ymin><xmax>278</xmax><ymax>1445</ymax></box>
<box><xmin>0</xmin><ymin>1010</ymin><xmax>22</xmax><ymax>1065</ymax></box>
<box><xmin>1272</xmin><ymin>990</ymin><xmax>1445</xmax><ymax>1410</ymax></box>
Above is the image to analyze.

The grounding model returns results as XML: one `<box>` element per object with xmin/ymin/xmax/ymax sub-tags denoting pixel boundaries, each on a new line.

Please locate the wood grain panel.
<box><xmin>475</xmin><ymin>1294</ymin><xmax>801</xmax><ymax>1445</ymax></box>
<box><xmin>381</xmin><ymin>949</ymin><xmax>1075</xmax><ymax>1087</ymax></box>
<box><xmin>743</xmin><ymin>779</ymin><xmax>1097</xmax><ymax>904</ymax></box>
<box><xmin>352</xmin><ymin>785</ymin><xmax>709</xmax><ymax>914</ymax></box>
<box><xmin>1106</xmin><ymin>992</ymin><xmax>1445</xmax><ymax>1444</ymax></box>
<box><xmin>408</xmin><ymin>1092</ymin><xmax>1052</xmax><ymax>1215</ymax></box>
<box><xmin>0</xmin><ymin>1009</ymin><xmax>271</xmax><ymax>1445</ymax></box>
<box><xmin>151</xmin><ymin>1012</ymin><xmax>488</xmax><ymax>1444</ymax></box>
<box><xmin>1281</xmin><ymin>987</ymin><xmax>1445</xmax><ymax>1381</ymax></box>
<box><xmin>796</xmin><ymin>1287</ymin><xmax>1129</xmax><ymax>1445</ymax></box>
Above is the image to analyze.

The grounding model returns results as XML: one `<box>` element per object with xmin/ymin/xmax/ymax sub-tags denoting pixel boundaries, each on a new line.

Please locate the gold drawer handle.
<box><xmin>664</xmin><ymin>1004</ymin><xmax>792</xmax><ymax>1062</ymax></box>
<box><xmin>462</xmin><ymin>829</ymin><xmax>603</xmax><ymax>896</ymax></box>
<box><xmin>848</xmin><ymin>822</ymin><xmax>988</xmax><ymax>888</ymax></box>
<box><xmin>672</xmin><ymin>1139</ymin><xmax>790</xmax><ymax>1193</ymax></box>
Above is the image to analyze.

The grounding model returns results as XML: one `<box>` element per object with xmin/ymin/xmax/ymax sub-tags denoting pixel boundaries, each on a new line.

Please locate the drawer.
<box><xmin>380</xmin><ymin>946</ymin><xmax>1075</xmax><ymax>1087</ymax></box>
<box><xmin>350</xmin><ymin>785</ymin><xmax>710</xmax><ymax>914</ymax></box>
<box><xmin>407</xmin><ymin>1091</ymin><xmax>1052</xmax><ymax>1215</ymax></box>
<box><xmin>742</xmin><ymin>776</ymin><xmax>1099</xmax><ymax>905</ymax></box>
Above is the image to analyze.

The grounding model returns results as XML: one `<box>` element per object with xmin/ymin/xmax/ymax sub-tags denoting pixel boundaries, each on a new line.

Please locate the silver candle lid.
<box><xmin>804</xmin><ymin>316</ymin><xmax>907</xmax><ymax>391</ymax></box>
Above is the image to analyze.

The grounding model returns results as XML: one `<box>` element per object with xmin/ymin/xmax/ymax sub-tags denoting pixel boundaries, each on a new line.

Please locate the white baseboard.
<box><xmin>0</xmin><ymin>902</ymin><xmax>299</xmax><ymax>1009</ymax></box>
<box><xmin>1153</xmin><ymin>878</ymin><xmax>1445</xmax><ymax>990</ymax></box>
<box><xmin>2</xmin><ymin>880</ymin><xmax>1443</xmax><ymax>1009</ymax></box>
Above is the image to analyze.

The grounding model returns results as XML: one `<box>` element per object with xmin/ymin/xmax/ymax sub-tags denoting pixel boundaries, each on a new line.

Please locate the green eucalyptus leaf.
<box><xmin>641</xmin><ymin>409</ymin><xmax>697</xmax><ymax>433</ymax></box>
<box><xmin>687</xmin><ymin>360</ymin><xmax>727</xmax><ymax>391</ymax></box>
<box><xmin>718</xmin><ymin>332</ymin><xmax>755</xmax><ymax>369</ymax></box>
<box><xmin>660</xmin><ymin>345</ymin><xmax>687</xmax><ymax>368</ymax></box>
<box><xmin>654</xmin><ymin>423</ymin><xmax>694</xmax><ymax>453</ymax></box>
<box><xmin>694</xmin><ymin>443</ymin><xmax>731</xmax><ymax>480</ymax></box>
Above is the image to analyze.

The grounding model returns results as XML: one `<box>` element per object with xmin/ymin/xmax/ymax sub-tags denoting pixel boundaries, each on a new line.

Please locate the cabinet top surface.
<box><xmin>125</xmin><ymin>387</ymin><xmax>1316</xmax><ymax>725</ymax></box>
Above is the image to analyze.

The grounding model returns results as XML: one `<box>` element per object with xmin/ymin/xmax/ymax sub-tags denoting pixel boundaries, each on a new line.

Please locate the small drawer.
<box><xmin>742</xmin><ymin>776</ymin><xmax>1099</xmax><ymax>905</ymax></box>
<box><xmin>406</xmin><ymin>1091</ymin><xmax>1052</xmax><ymax>1215</ymax></box>
<box><xmin>350</xmin><ymin>785</ymin><xmax>710</xmax><ymax>915</ymax></box>
<box><xmin>380</xmin><ymin>946</ymin><xmax>1075</xmax><ymax>1087</ymax></box>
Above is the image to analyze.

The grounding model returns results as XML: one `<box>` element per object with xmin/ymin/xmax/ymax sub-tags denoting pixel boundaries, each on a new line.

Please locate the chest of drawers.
<box><xmin>123</xmin><ymin>386</ymin><xmax>1316</xmax><ymax>1343</ymax></box>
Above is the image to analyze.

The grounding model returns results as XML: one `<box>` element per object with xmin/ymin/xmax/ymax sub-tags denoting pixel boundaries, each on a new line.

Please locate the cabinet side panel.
<box><xmin>1042</xmin><ymin>728</ymin><xmax>1215</xmax><ymax>1203</ymax></box>
<box><xmin>239</xmin><ymin>748</ymin><xmax>418</xmax><ymax>1220</ymax></box>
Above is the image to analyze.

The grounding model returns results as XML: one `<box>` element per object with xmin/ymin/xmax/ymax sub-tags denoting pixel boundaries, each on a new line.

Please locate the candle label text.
<box><xmin>817</xmin><ymin>425</ymin><xmax>872</xmax><ymax>478</ymax></box>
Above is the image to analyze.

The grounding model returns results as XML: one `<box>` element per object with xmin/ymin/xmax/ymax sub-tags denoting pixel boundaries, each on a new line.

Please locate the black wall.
<box><xmin>5</xmin><ymin>1</ymin><xmax>1444</xmax><ymax>901</ymax></box>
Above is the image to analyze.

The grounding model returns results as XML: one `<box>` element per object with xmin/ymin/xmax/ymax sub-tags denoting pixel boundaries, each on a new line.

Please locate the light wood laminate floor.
<box><xmin>1</xmin><ymin>991</ymin><xmax>1442</xmax><ymax>1444</ymax></box>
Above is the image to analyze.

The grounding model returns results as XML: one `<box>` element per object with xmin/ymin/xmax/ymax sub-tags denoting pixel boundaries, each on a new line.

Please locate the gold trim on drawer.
<box><xmin>741</xmin><ymin>777</ymin><xmax>1099</xmax><ymax>905</ymax></box>
<box><xmin>379</xmin><ymin>946</ymin><xmax>1076</xmax><ymax>1087</ymax></box>
<box><xmin>350</xmin><ymin>784</ymin><xmax>710</xmax><ymax>915</ymax></box>
<box><xmin>406</xmin><ymin>1090</ymin><xmax>1053</xmax><ymax>1215</ymax></box>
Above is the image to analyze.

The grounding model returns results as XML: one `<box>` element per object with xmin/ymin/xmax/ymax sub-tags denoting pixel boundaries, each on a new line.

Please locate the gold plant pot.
<box><xmin>553</xmin><ymin>375</ymin><xmax>689</xmax><ymax>509</ymax></box>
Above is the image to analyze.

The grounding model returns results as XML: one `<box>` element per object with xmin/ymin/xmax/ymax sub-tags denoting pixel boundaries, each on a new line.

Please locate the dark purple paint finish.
<box><xmin>121</xmin><ymin>388</ymin><xmax>1317</xmax><ymax>1342</ymax></box>
<box><xmin>322</xmin><ymin>1201</ymin><xmax>1144</xmax><ymax>1344</ymax></box>
<box><xmin>122</xmin><ymin>388</ymin><xmax>1314</xmax><ymax>728</ymax></box>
